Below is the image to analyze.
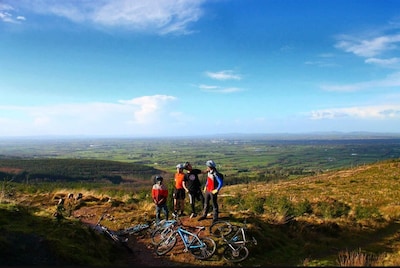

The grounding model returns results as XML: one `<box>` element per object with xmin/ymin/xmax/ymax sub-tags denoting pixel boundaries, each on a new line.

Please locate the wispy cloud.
<box><xmin>199</xmin><ymin>85</ymin><xmax>243</xmax><ymax>93</ymax></box>
<box><xmin>205</xmin><ymin>70</ymin><xmax>242</xmax><ymax>81</ymax></box>
<box><xmin>309</xmin><ymin>104</ymin><xmax>400</xmax><ymax>120</ymax></box>
<box><xmin>0</xmin><ymin>95</ymin><xmax>178</xmax><ymax>136</ymax></box>
<box><xmin>365</xmin><ymin>57</ymin><xmax>400</xmax><ymax>68</ymax></box>
<box><xmin>0</xmin><ymin>0</ymin><xmax>206</xmax><ymax>35</ymax></box>
<box><xmin>0</xmin><ymin>3</ymin><xmax>25</xmax><ymax>23</ymax></box>
<box><xmin>335</xmin><ymin>33</ymin><xmax>400</xmax><ymax>58</ymax></box>
<box><xmin>320</xmin><ymin>72</ymin><xmax>400</xmax><ymax>92</ymax></box>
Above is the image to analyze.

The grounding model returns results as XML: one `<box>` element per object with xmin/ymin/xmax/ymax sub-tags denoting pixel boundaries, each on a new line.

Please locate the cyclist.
<box><xmin>152</xmin><ymin>175</ymin><xmax>169</xmax><ymax>224</ymax></box>
<box><xmin>173</xmin><ymin>163</ymin><xmax>189</xmax><ymax>217</ymax></box>
<box><xmin>198</xmin><ymin>160</ymin><xmax>223</xmax><ymax>223</ymax></box>
<box><xmin>183</xmin><ymin>161</ymin><xmax>206</xmax><ymax>218</ymax></box>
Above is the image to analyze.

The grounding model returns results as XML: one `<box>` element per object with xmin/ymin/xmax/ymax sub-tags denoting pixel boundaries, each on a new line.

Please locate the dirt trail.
<box><xmin>74</xmin><ymin>207</ymin><xmax>194</xmax><ymax>267</ymax></box>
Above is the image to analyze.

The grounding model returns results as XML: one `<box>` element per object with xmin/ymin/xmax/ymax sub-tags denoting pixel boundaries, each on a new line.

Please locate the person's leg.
<box><xmin>155</xmin><ymin>205</ymin><xmax>161</xmax><ymax>224</ymax></box>
<box><xmin>179</xmin><ymin>198</ymin><xmax>185</xmax><ymax>215</ymax></box>
<box><xmin>198</xmin><ymin>192</ymin><xmax>210</xmax><ymax>220</ymax></box>
<box><xmin>188</xmin><ymin>192</ymin><xmax>196</xmax><ymax>215</ymax></box>
<box><xmin>162</xmin><ymin>204</ymin><xmax>169</xmax><ymax>220</ymax></box>
<box><xmin>198</xmin><ymin>190</ymin><xmax>205</xmax><ymax>210</ymax></box>
<box><xmin>173</xmin><ymin>189</ymin><xmax>178</xmax><ymax>215</ymax></box>
<box><xmin>211</xmin><ymin>193</ymin><xmax>219</xmax><ymax>222</ymax></box>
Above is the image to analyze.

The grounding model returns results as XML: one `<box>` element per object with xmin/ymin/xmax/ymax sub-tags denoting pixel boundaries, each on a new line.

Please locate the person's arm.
<box><xmin>183</xmin><ymin>179</ymin><xmax>189</xmax><ymax>192</ymax></box>
<box><xmin>152</xmin><ymin>187</ymin><xmax>158</xmax><ymax>204</ymax></box>
<box><xmin>215</xmin><ymin>174</ymin><xmax>223</xmax><ymax>191</ymax></box>
<box><xmin>203</xmin><ymin>177</ymin><xmax>208</xmax><ymax>192</ymax></box>
<box><xmin>211</xmin><ymin>174</ymin><xmax>223</xmax><ymax>194</ymax></box>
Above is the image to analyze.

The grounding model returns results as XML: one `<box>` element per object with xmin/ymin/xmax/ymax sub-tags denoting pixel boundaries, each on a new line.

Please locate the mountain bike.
<box><xmin>155</xmin><ymin>218</ymin><xmax>216</xmax><ymax>260</ymax></box>
<box><xmin>210</xmin><ymin>220</ymin><xmax>257</xmax><ymax>263</ymax></box>
<box><xmin>92</xmin><ymin>213</ymin><xmax>151</xmax><ymax>251</ymax></box>
<box><xmin>92</xmin><ymin>213</ymin><xmax>131</xmax><ymax>251</ymax></box>
<box><xmin>150</xmin><ymin>218</ymin><xmax>178</xmax><ymax>245</ymax></box>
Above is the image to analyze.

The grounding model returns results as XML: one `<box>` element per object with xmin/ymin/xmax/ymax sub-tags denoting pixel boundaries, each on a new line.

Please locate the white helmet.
<box><xmin>206</xmin><ymin>160</ymin><xmax>216</xmax><ymax>168</ymax></box>
<box><xmin>176</xmin><ymin>163</ymin><xmax>185</xmax><ymax>169</ymax></box>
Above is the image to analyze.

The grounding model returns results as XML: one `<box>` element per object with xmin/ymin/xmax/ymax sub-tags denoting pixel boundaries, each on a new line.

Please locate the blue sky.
<box><xmin>1</xmin><ymin>0</ymin><xmax>400</xmax><ymax>138</ymax></box>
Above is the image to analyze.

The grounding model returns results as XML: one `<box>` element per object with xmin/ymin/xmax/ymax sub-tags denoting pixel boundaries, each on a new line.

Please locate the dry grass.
<box><xmin>3</xmin><ymin>159</ymin><xmax>400</xmax><ymax>266</ymax></box>
<box><xmin>337</xmin><ymin>248</ymin><xmax>378</xmax><ymax>266</ymax></box>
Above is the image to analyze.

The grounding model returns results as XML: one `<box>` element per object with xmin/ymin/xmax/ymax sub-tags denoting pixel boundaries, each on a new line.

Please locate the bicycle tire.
<box><xmin>223</xmin><ymin>245</ymin><xmax>249</xmax><ymax>263</ymax></box>
<box><xmin>188</xmin><ymin>236</ymin><xmax>216</xmax><ymax>260</ymax></box>
<box><xmin>151</xmin><ymin>227</ymin><xmax>174</xmax><ymax>246</ymax></box>
<box><xmin>209</xmin><ymin>220</ymin><xmax>233</xmax><ymax>237</ymax></box>
<box><xmin>155</xmin><ymin>233</ymin><xmax>177</xmax><ymax>256</ymax></box>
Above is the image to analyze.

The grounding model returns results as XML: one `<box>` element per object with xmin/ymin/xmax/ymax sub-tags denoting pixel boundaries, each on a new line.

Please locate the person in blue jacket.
<box><xmin>197</xmin><ymin>160</ymin><xmax>223</xmax><ymax>223</ymax></box>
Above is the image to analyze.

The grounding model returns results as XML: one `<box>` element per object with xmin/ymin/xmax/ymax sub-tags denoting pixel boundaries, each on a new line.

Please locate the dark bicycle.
<box><xmin>92</xmin><ymin>213</ymin><xmax>130</xmax><ymax>251</ymax></box>
<box><xmin>209</xmin><ymin>220</ymin><xmax>257</xmax><ymax>263</ymax></box>
<box><xmin>92</xmin><ymin>213</ymin><xmax>151</xmax><ymax>252</ymax></box>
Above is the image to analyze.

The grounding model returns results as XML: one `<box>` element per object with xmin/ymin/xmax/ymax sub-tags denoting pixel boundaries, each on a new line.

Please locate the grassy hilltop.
<box><xmin>1</xmin><ymin>158</ymin><xmax>400</xmax><ymax>266</ymax></box>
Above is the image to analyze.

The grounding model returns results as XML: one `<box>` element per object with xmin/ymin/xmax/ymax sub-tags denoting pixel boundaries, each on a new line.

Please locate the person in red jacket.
<box><xmin>198</xmin><ymin>160</ymin><xmax>223</xmax><ymax>223</ymax></box>
<box><xmin>152</xmin><ymin>175</ymin><xmax>169</xmax><ymax>224</ymax></box>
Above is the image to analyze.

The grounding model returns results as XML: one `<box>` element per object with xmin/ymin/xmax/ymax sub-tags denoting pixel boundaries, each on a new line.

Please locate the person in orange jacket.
<box><xmin>173</xmin><ymin>163</ymin><xmax>189</xmax><ymax>217</ymax></box>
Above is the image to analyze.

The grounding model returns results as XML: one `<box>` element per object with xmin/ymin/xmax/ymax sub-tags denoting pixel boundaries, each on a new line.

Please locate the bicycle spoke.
<box><xmin>155</xmin><ymin>234</ymin><xmax>177</xmax><ymax>256</ymax></box>
<box><xmin>223</xmin><ymin>245</ymin><xmax>249</xmax><ymax>263</ymax></box>
<box><xmin>151</xmin><ymin>227</ymin><xmax>174</xmax><ymax>246</ymax></box>
<box><xmin>189</xmin><ymin>237</ymin><xmax>216</xmax><ymax>260</ymax></box>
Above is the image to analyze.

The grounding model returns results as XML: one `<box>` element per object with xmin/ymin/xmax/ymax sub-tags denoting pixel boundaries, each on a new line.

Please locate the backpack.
<box><xmin>215</xmin><ymin>171</ymin><xmax>224</xmax><ymax>187</ymax></box>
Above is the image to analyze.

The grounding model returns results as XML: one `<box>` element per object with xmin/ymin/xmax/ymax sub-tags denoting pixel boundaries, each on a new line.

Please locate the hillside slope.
<box><xmin>1</xmin><ymin>159</ymin><xmax>400</xmax><ymax>266</ymax></box>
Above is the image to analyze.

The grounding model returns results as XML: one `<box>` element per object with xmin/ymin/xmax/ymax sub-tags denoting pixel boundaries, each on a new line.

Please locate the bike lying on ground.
<box><xmin>92</xmin><ymin>213</ymin><xmax>151</xmax><ymax>251</ymax></box>
<box><xmin>209</xmin><ymin>220</ymin><xmax>257</xmax><ymax>263</ymax></box>
<box><xmin>150</xmin><ymin>219</ymin><xmax>178</xmax><ymax>245</ymax></box>
<box><xmin>155</xmin><ymin>215</ymin><xmax>216</xmax><ymax>260</ymax></box>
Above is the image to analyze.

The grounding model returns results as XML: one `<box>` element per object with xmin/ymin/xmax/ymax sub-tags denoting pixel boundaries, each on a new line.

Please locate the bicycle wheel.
<box><xmin>188</xmin><ymin>237</ymin><xmax>216</xmax><ymax>260</ymax></box>
<box><xmin>155</xmin><ymin>233</ymin><xmax>177</xmax><ymax>256</ymax></box>
<box><xmin>209</xmin><ymin>220</ymin><xmax>233</xmax><ymax>237</ymax></box>
<box><xmin>223</xmin><ymin>245</ymin><xmax>249</xmax><ymax>263</ymax></box>
<box><xmin>151</xmin><ymin>227</ymin><xmax>174</xmax><ymax>246</ymax></box>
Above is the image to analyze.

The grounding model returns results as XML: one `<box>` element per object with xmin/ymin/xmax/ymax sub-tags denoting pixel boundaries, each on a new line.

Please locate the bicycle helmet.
<box><xmin>183</xmin><ymin>162</ymin><xmax>191</xmax><ymax>169</ymax></box>
<box><xmin>155</xmin><ymin>175</ymin><xmax>163</xmax><ymax>182</ymax></box>
<box><xmin>154</xmin><ymin>175</ymin><xmax>164</xmax><ymax>183</ymax></box>
<box><xmin>176</xmin><ymin>163</ymin><xmax>185</xmax><ymax>169</ymax></box>
<box><xmin>206</xmin><ymin>160</ymin><xmax>216</xmax><ymax>168</ymax></box>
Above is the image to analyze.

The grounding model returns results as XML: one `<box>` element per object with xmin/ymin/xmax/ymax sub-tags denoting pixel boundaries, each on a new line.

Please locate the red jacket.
<box><xmin>152</xmin><ymin>183</ymin><xmax>168</xmax><ymax>205</ymax></box>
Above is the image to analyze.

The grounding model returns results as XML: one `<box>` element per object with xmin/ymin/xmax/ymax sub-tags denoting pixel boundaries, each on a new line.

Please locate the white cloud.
<box><xmin>205</xmin><ymin>70</ymin><xmax>242</xmax><ymax>81</ymax></box>
<box><xmin>0</xmin><ymin>3</ymin><xmax>21</xmax><ymax>23</ymax></box>
<box><xmin>320</xmin><ymin>72</ymin><xmax>400</xmax><ymax>92</ymax></box>
<box><xmin>0</xmin><ymin>95</ymin><xmax>178</xmax><ymax>136</ymax></box>
<box><xmin>199</xmin><ymin>85</ymin><xmax>243</xmax><ymax>93</ymax></box>
<box><xmin>1</xmin><ymin>0</ymin><xmax>205</xmax><ymax>35</ymax></box>
<box><xmin>309</xmin><ymin>104</ymin><xmax>400</xmax><ymax>120</ymax></box>
<box><xmin>365</xmin><ymin>57</ymin><xmax>400</xmax><ymax>68</ymax></box>
<box><xmin>335</xmin><ymin>33</ymin><xmax>400</xmax><ymax>57</ymax></box>
<box><xmin>119</xmin><ymin>95</ymin><xmax>176</xmax><ymax>123</ymax></box>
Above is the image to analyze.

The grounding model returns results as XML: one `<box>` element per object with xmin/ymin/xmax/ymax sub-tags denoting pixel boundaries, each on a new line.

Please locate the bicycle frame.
<box><xmin>225</xmin><ymin>227</ymin><xmax>248</xmax><ymax>249</ymax></box>
<box><xmin>93</xmin><ymin>215</ymin><xmax>128</xmax><ymax>244</ymax></box>
<box><xmin>116</xmin><ymin>222</ymin><xmax>150</xmax><ymax>236</ymax></box>
<box><xmin>150</xmin><ymin>219</ymin><xmax>178</xmax><ymax>245</ymax></box>
<box><xmin>155</xmin><ymin>223</ymin><xmax>216</xmax><ymax>260</ymax></box>
<box><xmin>220</xmin><ymin>223</ymin><xmax>257</xmax><ymax>263</ymax></box>
<box><xmin>176</xmin><ymin>226</ymin><xmax>205</xmax><ymax>251</ymax></box>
